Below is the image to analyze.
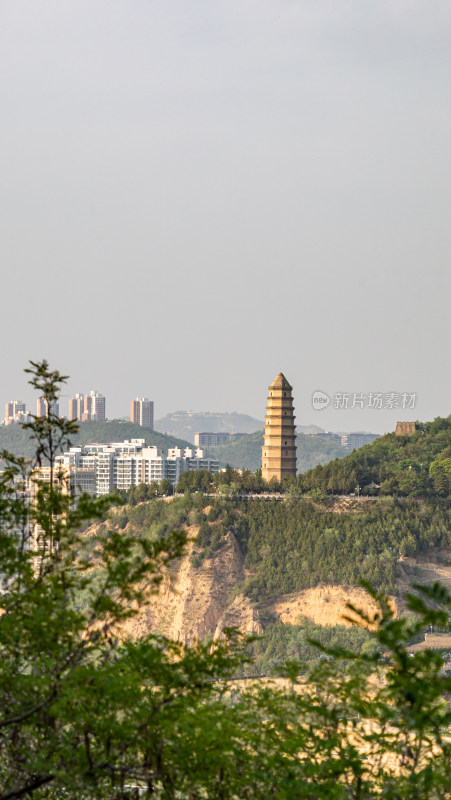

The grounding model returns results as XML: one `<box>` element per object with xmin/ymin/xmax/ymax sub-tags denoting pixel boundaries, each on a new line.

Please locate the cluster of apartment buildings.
<box><xmin>3</xmin><ymin>400</ymin><xmax>30</xmax><ymax>426</ymax></box>
<box><xmin>2</xmin><ymin>394</ymin><xmax>154</xmax><ymax>429</ymax></box>
<box><xmin>3</xmin><ymin>398</ymin><xmax>60</xmax><ymax>426</ymax></box>
<box><xmin>68</xmin><ymin>392</ymin><xmax>106</xmax><ymax>422</ymax></box>
<box><xmin>54</xmin><ymin>439</ymin><xmax>219</xmax><ymax>496</ymax></box>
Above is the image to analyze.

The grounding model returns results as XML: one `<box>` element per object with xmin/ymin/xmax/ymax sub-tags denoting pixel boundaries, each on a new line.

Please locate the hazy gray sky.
<box><xmin>1</xmin><ymin>0</ymin><xmax>450</xmax><ymax>433</ymax></box>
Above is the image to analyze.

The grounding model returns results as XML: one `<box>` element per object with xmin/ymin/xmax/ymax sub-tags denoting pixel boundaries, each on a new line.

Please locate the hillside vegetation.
<box><xmin>194</xmin><ymin>496</ymin><xmax>449</xmax><ymax>598</ymax></box>
<box><xmin>232</xmin><ymin>497</ymin><xmax>450</xmax><ymax>598</ymax></box>
<box><xmin>210</xmin><ymin>417</ymin><xmax>451</xmax><ymax>486</ymax></box>
<box><xmin>0</xmin><ymin>419</ymin><xmax>191</xmax><ymax>460</ymax></box>
<box><xmin>297</xmin><ymin>415</ymin><xmax>451</xmax><ymax>497</ymax></box>
<box><xmin>209</xmin><ymin>430</ymin><xmax>348</xmax><ymax>472</ymax></box>
<box><xmin>106</xmin><ymin>490</ymin><xmax>450</xmax><ymax>669</ymax></box>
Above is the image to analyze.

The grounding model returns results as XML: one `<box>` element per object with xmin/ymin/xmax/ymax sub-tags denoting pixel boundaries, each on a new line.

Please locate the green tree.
<box><xmin>127</xmin><ymin>485</ymin><xmax>137</xmax><ymax>505</ymax></box>
<box><xmin>158</xmin><ymin>478</ymin><xmax>173</xmax><ymax>496</ymax></box>
<box><xmin>147</xmin><ymin>480</ymin><xmax>159</xmax><ymax>498</ymax></box>
<box><xmin>430</xmin><ymin>458</ymin><xmax>451</xmax><ymax>496</ymax></box>
<box><xmin>134</xmin><ymin>482</ymin><xmax>149</xmax><ymax>503</ymax></box>
<box><xmin>176</xmin><ymin>470</ymin><xmax>212</xmax><ymax>494</ymax></box>
<box><xmin>399</xmin><ymin>533</ymin><xmax>417</xmax><ymax>557</ymax></box>
<box><xmin>0</xmin><ymin>362</ymin><xmax>247</xmax><ymax>799</ymax></box>
<box><xmin>433</xmin><ymin>466</ymin><xmax>450</xmax><ymax>496</ymax></box>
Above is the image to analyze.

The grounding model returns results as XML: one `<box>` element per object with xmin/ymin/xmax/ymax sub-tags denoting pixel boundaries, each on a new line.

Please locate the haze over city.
<box><xmin>2</xmin><ymin>1</ymin><xmax>450</xmax><ymax>432</ymax></box>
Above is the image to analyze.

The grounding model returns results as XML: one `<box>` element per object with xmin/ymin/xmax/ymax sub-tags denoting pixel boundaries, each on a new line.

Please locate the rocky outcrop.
<box><xmin>119</xmin><ymin>527</ymin><xmax>260</xmax><ymax>644</ymax></box>
<box><xmin>86</xmin><ymin>510</ymin><xmax>451</xmax><ymax>645</ymax></box>
<box><xmin>213</xmin><ymin>595</ymin><xmax>262</xmax><ymax>639</ymax></box>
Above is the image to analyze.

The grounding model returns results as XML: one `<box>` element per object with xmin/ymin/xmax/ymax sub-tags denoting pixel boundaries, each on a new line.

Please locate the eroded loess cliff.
<box><xmin>270</xmin><ymin>585</ymin><xmax>397</xmax><ymax>628</ymax></box>
<box><xmin>119</xmin><ymin>527</ymin><xmax>262</xmax><ymax>644</ymax></box>
<box><xmin>117</xmin><ymin>523</ymin><xmax>399</xmax><ymax>643</ymax></box>
<box><xmin>90</xmin><ymin>498</ymin><xmax>451</xmax><ymax>645</ymax></box>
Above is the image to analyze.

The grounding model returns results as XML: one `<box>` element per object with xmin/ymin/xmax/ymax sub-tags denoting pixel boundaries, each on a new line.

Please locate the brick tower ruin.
<box><xmin>261</xmin><ymin>372</ymin><xmax>297</xmax><ymax>483</ymax></box>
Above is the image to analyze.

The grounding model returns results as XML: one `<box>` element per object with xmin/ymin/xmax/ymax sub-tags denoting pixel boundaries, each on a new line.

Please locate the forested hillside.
<box><xmin>208</xmin><ymin>431</ymin><xmax>263</xmax><ymax>469</ymax></box>
<box><xmin>233</xmin><ymin>498</ymin><xmax>450</xmax><ymax>597</ymax></box>
<box><xmin>0</xmin><ymin>420</ymin><xmax>191</xmax><ymax>459</ymax></box>
<box><xmin>209</xmin><ymin>430</ymin><xmax>348</xmax><ymax>471</ymax></box>
<box><xmin>105</xmin><ymin>491</ymin><xmax>450</xmax><ymax>669</ymax></box>
<box><xmin>110</xmin><ymin>493</ymin><xmax>451</xmax><ymax>603</ymax></box>
<box><xmin>206</xmin><ymin>497</ymin><xmax>450</xmax><ymax>597</ymax></box>
<box><xmin>297</xmin><ymin>415</ymin><xmax>451</xmax><ymax>496</ymax></box>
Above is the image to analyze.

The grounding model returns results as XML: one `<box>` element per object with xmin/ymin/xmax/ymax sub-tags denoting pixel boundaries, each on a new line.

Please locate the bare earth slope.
<box><xmin>120</xmin><ymin>526</ymin><xmax>262</xmax><ymax>644</ymax></box>
<box><xmin>118</xmin><ymin>531</ymin><xmax>392</xmax><ymax>642</ymax></box>
<box><xmin>270</xmin><ymin>586</ymin><xmax>396</xmax><ymax>628</ymax></box>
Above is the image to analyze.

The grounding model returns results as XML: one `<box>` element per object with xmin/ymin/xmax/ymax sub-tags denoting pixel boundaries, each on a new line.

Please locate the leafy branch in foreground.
<box><xmin>0</xmin><ymin>362</ymin><xmax>250</xmax><ymax>799</ymax></box>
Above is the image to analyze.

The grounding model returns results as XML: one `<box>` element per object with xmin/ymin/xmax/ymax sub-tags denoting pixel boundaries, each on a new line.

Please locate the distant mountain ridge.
<box><xmin>154</xmin><ymin>411</ymin><xmax>342</xmax><ymax>445</ymax></box>
<box><xmin>208</xmin><ymin>431</ymin><xmax>349</xmax><ymax>473</ymax></box>
<box><xmin>154</xmin><ymin>411</ymin><xmax>264</xmax><ymax>442</ymax></box>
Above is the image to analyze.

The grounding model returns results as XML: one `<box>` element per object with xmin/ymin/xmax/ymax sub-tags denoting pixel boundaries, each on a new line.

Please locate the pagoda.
<box><xmin>261</xmin><ymin>373</ymin><xmax>297</xmax><ymax>483</ymax></box>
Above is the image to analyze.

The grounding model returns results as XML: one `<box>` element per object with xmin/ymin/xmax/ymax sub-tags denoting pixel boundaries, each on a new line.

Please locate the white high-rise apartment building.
<box><xmin>36</xmin><ymin>397</ymin><xmax>60</xmax><ymax>418</ymax></box>
<box><xmin>341</xmin><ymin>433</ymin><xmax>380</xmax><ymax>451</ymax></box>
<box><xmin>130</xmin><ymin>398</ymin><xmax>154</xmax><ymax>428</ymax></box>
<box><xmin>69</xmin><ymin>392</ymin><xmax>106</xmax><ymax>422</ymax></box>
<box><xmin>84</xmin><ymin>391</ymin><xmax>106</xmax><ymax>422</ymax></box>
<box><xmin>69</xmin><ymin>394</ymin><xmax>85</xmax><ymax>421</ymax></box>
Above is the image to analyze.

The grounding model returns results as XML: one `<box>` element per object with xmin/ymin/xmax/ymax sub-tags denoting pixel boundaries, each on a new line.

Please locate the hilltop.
<box><xmin>297</xmin><ymin>415</ymin><xmax>451</xmax><ymax>496</ymax></box>
<box><xmin>0</xmin><ymin>420</ymin><xmax>191</xmax><ymax>460</ymax></box>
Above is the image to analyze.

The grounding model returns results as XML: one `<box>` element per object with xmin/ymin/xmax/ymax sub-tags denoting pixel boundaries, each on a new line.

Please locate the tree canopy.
<box><xmin>297</xmin><ymin>417</ymin><xmax>451</xmax><ymax>497</ymax></box>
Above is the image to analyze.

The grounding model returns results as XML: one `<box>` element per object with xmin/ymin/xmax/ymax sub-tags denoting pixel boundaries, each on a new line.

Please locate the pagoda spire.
<box><xmin>261</xmin><ymin>373</ymin><xmax>297</xmax><ymax>482</ymax></box>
